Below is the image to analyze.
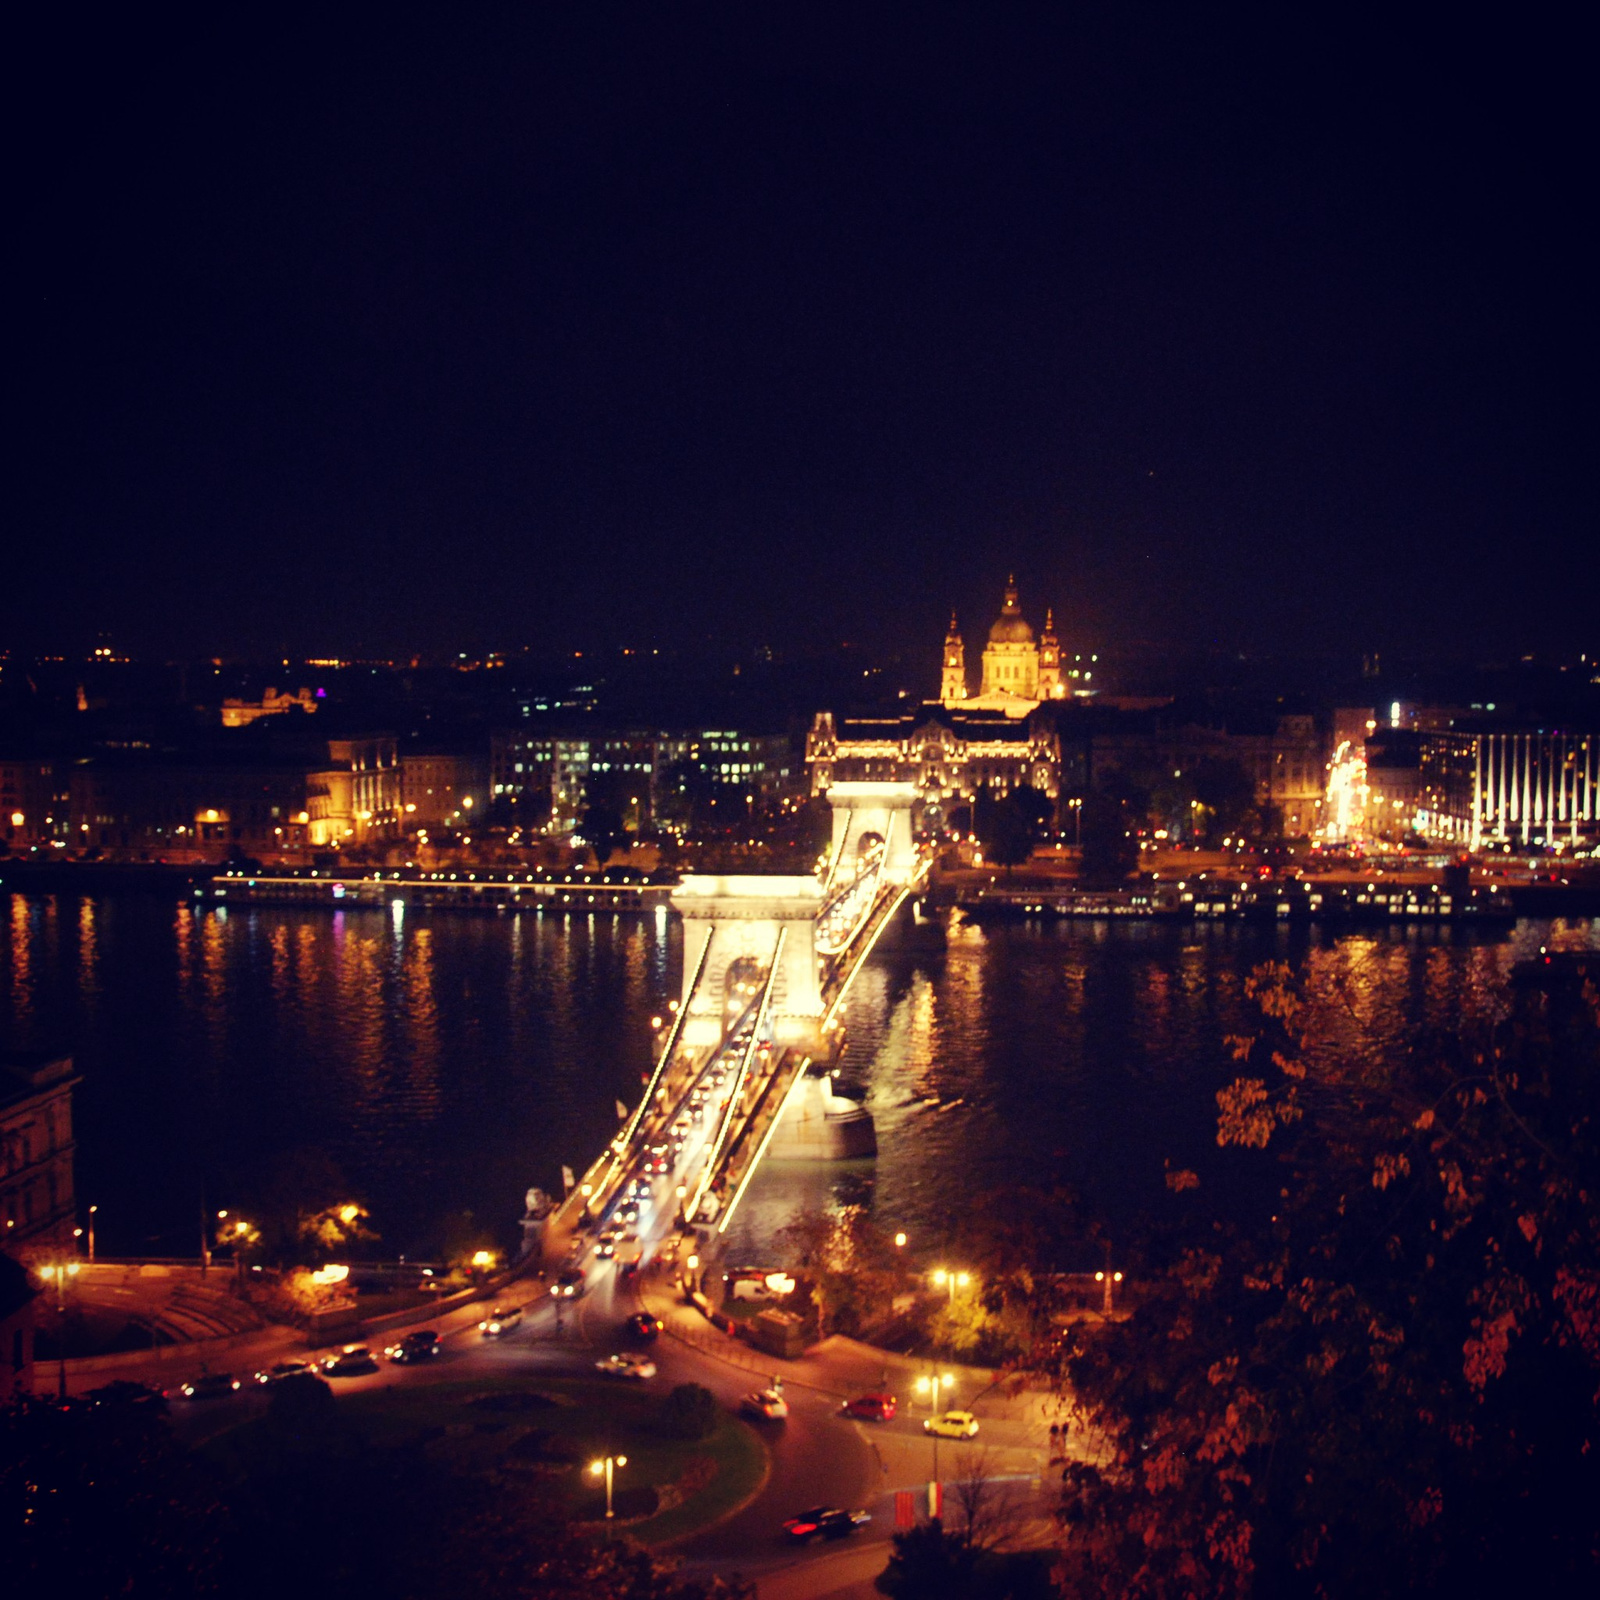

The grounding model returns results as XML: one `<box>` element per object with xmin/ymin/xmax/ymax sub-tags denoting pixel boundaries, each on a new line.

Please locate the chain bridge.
<box><xmin>580</xmin><ymin>782</ymin><xmax>925</xmax><ymax>1242</ymax></box>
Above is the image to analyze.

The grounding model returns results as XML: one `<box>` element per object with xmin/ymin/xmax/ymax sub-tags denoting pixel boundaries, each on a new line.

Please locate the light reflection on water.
<box><xmin>2</xmin><ymin>892</ymin><xmax>1595</xmax><ymax>1260</ymax></box>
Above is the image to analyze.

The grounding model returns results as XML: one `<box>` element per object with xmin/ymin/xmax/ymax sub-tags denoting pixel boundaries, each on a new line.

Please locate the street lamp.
<box><xmin>894</xmin><ymin>1232</ymin><xmax>908</xmax><ymax>1249</ymax></box>
<box><xmin>87</xmin><ymin>1204</ymin><xmax>98</xmax><ymax>1263</ymax></box>
<box><xmin>589</xmin><ymin>1454</ymin><xmax>628</xmax><ymax>1527</ymax></box>
<box><xmin>915</xmin><ymin>1371</ymin><xmax>956</xmax><ymax>1486</ymax></box>
<box><xmin>931</xmin><ymin>1267</ymin><xmax>971</xmax><ymax>1305</ymax></box>
<box><xmin>1094</xmin><ymin>1267</ymin><xmax>1124</xmax><ymax>1316</ymax></box>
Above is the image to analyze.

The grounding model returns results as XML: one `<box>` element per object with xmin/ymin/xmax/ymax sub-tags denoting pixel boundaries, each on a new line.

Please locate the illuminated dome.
<box><xmin>987</xmin><ymin>581</ymin><xmax>1034</xmax><ymax>644</ymax></box>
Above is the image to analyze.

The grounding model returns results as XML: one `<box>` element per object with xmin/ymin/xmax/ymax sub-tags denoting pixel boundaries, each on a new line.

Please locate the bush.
<box><xmin>657</xmin><ymin>1382</ymin><xmax>718</xmax><ymax>1441</ymax></box>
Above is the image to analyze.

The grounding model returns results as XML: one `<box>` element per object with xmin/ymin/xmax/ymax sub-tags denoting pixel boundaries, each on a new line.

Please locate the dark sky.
<box><xmin>11</xmin><ymin>8</ymin><xmax>1595</xmax><ymax>663</ymax></box>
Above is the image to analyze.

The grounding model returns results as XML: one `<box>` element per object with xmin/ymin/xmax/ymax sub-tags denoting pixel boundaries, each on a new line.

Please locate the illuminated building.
<box><xmin>399</xmin><ymin>748</ymin><xmax>488</xmax><ymax>829</ymax></box>
<box><xmin>940</xmin><ymin>579</ymin><xmax>1072</xmax><ymax>710</ymax></box>
<box><xmin>68</xmin><ymin>755</ymin><xmax>314</xmax><ymax>859</ymax></box>
<box><xmin>491</xmin><ymin>727</ymin><xmax>796</xmax><ymax>830</ymax></box>
<box><xmin>0</xmin><ymin>1054</ymin><xmax>79</xmax><ymax>1267</ymax></box>
<box><xmin>1417</xmin><ymin>727</ymin><xmax>1598</xmax><ymax>848</ymax></box>
<box><xmin>307</xmin><ymin>736</ymin><xmax>401</xmax><ymax>847</ymax></box>
<box><xmin>807</xmin><ymin>705</ymin><xmax>1060</xmax><ymax>809</ymax></box>
<box><xmin>1</xmin><ymin>758</ymin><xmax>57</xmax><ymax>849</ymax></box>
<box><xmin>220</xmin><ymin>686</ymin><xmax>319</xmax><ymax>728</ymax></box>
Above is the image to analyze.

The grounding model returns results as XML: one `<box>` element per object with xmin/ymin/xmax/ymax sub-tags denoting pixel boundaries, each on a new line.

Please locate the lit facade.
<box><xmin>307</xmin><ymin>736</ymin><xmax>401</xmax><ymax>846</ymax></box>
<box><xmin>399</xmin><ymin>750</ymin><xmax>488</xmax><ymax>829</ymax></box>
<box><xmin>1417</xmin><ymin>728</ymin><xmax>1598</xmax><ymax>848</ymax></box>
<box><xmin>1</xmin><ymin>759</ymin><xmax>57</xmax><ymax>849</ymax></box>
<box><xmin>807</xmin><ymin>705</ymin><xmax>1061</xmax><ymax>806</ymax></box>
<box><xmin>220</xmin><ymin>686</ymin><xmax>319</xmax><ymax>728</ymax></box>
<box><xmin>941</xmin><ymin>580</ymin><xmax>1073</xmax><ymax>711</ymax></box>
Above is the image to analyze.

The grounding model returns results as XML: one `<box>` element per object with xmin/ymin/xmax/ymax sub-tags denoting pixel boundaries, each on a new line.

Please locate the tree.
<box><xmin>580</xmin><ymin>802</ymin><xmax>627</xmax><ymax>868</ymax></box>
<box><xmin>1</xmin><ymin>1392</ymin><xmax>230</xmax><ymax>1595</ymax></box>
<box><xmin>240</xmin><ymin>1146</ymin><xmax>374</xmax><ymax>1268</ymax></box>
<box><xmin>1077</xmin><ymin>792</ymin><xmax>1137</xmax><ymax>886</ymax></box>
<box><xmin>777</xmin><ymin>1205</ymin><xmax>912</xmax><ymax>1339</ymax></box>
<box><xmin>1050</xmin><ymin>961</ymin><xmax>1600</xmax><ymax>1596</ymax></box>
<box><xmin>1191</xmin><ymin>757</ymin><xmax>1255</xmax><ymax>846</ymax></box>
<box><xmin>975</xmin><ymin>786</ymin><xmax>1039</xmax><ymax>874</ymax></box>
<box><xmin>657</xmin><ymin>1383</ymin><xmax>718</xmax><ymax>1441</ymax></box>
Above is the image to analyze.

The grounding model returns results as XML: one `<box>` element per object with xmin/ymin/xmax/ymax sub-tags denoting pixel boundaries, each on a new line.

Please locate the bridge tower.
<box><xmin>669</xmin><ymin>875</ymin><xmax>824</xmax><ymax>1051</ymax></box>
<box><xmin>824</xmin><ymin>781</ymin><xmax>921</xmax><ymax>888</ymax></box>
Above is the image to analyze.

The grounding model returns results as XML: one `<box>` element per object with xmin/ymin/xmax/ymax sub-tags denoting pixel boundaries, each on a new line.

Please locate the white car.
<box><xmin>741</xmin><ymin>1388</ymin><xmax>789</xmax><ymax>1420</ymax></box>
<box><xmin>594</xmin><ymin>1353</ymin><xmax>657</xmax><ymax>1380</ymax></box>
<box><xmin>478</xmin><ymin>1306</ymin><xmax>523</xmax><ymax>1336</ymax></box>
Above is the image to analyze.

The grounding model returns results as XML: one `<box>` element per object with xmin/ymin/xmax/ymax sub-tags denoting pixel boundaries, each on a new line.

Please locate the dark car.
<box><xmin>173</xmin><ymin>1372</ymin><xmax>242</xmax><ymax>1400</ymax></box>
<box><xmin>322</xmin><ymin>1346</ymin><xmax>379</xmax><ymax>1377</ymax></box>
<box><xmin>782</xmin><ymin>1507</ymin><xmax>871</xmax><ymax>1542</ymax></box>
<box><xmin>87</xmin><ymin>1379</ymin><xmax>168</xmax><ymax>1412</ymax></box>
<box><xmin>552</xmin><ymin>1269</ymin><xmax>586</xmax><ymax>1300</ymax></box>
<box><xmin>842</xmin><ymin>1392</ymin><xmax>897</xmax><ymax>1422</ymax></box>
<box><xmin>385</xmin><ymin>1329</ymin><xmax>440</xmax><ymax>1363</ymax></box>
<box><xmin>626</xmin><ymin>1311</ymin><xmax>664</xmax><ymax>1342</ymax></box>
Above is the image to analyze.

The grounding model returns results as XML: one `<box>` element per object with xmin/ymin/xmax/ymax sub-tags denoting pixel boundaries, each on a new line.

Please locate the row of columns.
<box><xmin>1471</xmin><ymin>732</ymin><xmax>1597</xmax><ymax>849</ymax></box>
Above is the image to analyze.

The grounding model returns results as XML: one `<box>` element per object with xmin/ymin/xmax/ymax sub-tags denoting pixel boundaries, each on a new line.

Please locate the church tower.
<box><xmin>979</xmin><ymin>578</ymin><xmax>1039</xmax><ymax>700</ymax></box>
<box><xmin>940</xmin><ymin>611</ymin><xmax>967</xmax><ymax>704</ymax></box>
<box><xmin>1038</xmin><ymin>608</ymin><xmax>1065</xmax><ymax>699</ymax></box>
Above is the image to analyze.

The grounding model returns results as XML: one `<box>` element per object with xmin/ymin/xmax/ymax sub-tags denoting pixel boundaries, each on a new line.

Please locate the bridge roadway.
<box><xmin>570</xmin><ymin>839</ymin><xmax>927</xmax><ymax>1247</ymax></box>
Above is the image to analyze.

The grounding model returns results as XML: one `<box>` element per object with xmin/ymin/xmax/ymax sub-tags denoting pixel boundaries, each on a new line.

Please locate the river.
<box><xmin>4</xmin><ymin>892</ymin><xmax>1596</xmax><ymax>1262</ymax></box>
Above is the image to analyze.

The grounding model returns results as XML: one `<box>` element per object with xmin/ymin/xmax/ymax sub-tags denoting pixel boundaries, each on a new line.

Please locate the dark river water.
<box><xmin>4</xmin><ymin>893</ymin><xmax>1597</xmax><ymax>1263</ymax></box>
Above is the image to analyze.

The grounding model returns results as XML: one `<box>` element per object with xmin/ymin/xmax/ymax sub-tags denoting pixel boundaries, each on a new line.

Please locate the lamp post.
<box><xmin>87</xmin><ymin>1204</ymin><xmax>97</xmax><ymax>1263</ymax></box>
<box><xmin>1094</xmin><ymin>1265</ymin><xmax>1124</xmax><ymax>1317</ymax></box>
<box><xmin>915</xmin><ymin>1370</ymin><xmax>955</xmax><ymax>1489</ymax></box>
<box><xmin>931</xmin><ymin>1267</ymin><xmax>971</xmax><ymax>1305</ymax></box>
<box><xmin>589</xmin><ymin>1453</ymin><xmax>627</xmax><ymax>1530</ymax></box>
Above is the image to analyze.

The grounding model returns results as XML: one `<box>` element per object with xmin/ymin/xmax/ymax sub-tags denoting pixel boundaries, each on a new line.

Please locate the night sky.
<box><xmin>11</xmin><ymin>9</ymin><xmax>1594</xmax><ymax>663</ymax></box>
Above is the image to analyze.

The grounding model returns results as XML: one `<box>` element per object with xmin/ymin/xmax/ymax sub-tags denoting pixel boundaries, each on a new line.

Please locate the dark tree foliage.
<box><xmin>581</xmin><ymin>801</ymin><xmax>627</xmax><ymax>867</ymax></box>
<box><xmin>975</xmin><ymin>785</ymin><xmax>1038</xmax><ymax>873</ymax></box>
<box><xmin>1190</xmin><ymin>757</ymin><xmax>1255</xmax><ymax>845</ymax></box>
<box><xmin>875</xmin><ymin>1520</ymin><xmax>1055</xmax><ymax>1599</ymax></box>
<box><xmin>1077</xmin><ymin>792</ymin><xmax>1138</xmax><ymax>885</ymax></box>
<box><xmin>4</xmin><ymin>1380</ymin><xmax>753</xmax><ymax>1600</ymax></box>
<box><xmin>1</xmin><ymin>1391</ymin><xmax>230</xmax><ymax>1596</ymax></box>
<box><xmin>657</xmin><ymin>1382</ymin><xmax>718</xmax><ymax>1441</ymax></box>
<box><xmin>1048</xmin><ymin>962</ymin><xmax>1600</xmax><ymax>1597</ymax></box>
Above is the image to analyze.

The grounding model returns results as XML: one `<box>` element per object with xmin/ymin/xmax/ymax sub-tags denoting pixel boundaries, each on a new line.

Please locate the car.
<box><xmin>479</xmin><ymin>1307</ymin><xmax>523</xmax><ymax>1335</ymax></box>
<box><xmin>843</xmin><ymin>1392</ymin><xmax>897</xmax><ymax>1422</ymax></box>
<box><xmin>741</xmin><ymin>1388</ymin><xmax>789</xmax><ymax>1420</ymax></box>
<box><xmin>322</xmin><ymin>1346</ymin><xmax>379</xmax><ymax>1377</ymax></box>
<box><xmin>924</xmin><ymin>1409</ymin><xmax>979</xmax><ymax>1439</ymax></box>
<box><xmin>626</xmin><ymin>1311</ymin><xmax>664</xmax><ymax>1342</ymax></box>
<box><xmin>552</xmin><ymin>1268</ymin><xmax>587</xmax><ymax>1299</ymax></box>
<box><xmin>782</xmin><ymin>1507</ymin><xmax>872</xmax><ymax>1542</ymax></box>
<box><xmin>254</xmin><ymin>1360</ymin><xmax>316</xmax><ymax>1385</ymax></box>
<box><xmin>384</xmin><ymin>1329</ymin><xmax>440</xmax><ymax>1363</ymax></box>
<box><xmin>174</xmin><ymin>1372</ymin><xmax>242</xmax><ymax>1399</ymax></box>
<box><xmin>594</xmin><ymin>1353</ymin><xmax>657</xmax><ymax>1380</ymax></box>
<box><xmin>87</xmin><ymin>1379</ymin><xmax>167</xmax><ymax>1411</ymax></box>
<box><xmin>596</xmin><ymin>1232</ymin><xmax>619</xmax><ymax>1259</ymax></box>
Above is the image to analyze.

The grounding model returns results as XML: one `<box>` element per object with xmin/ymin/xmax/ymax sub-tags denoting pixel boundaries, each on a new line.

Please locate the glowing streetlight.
<box><xmin>589</xmin><ymin>1453</ymin><xmax>628</xmax><ymax>1524</ymax></box>
<box><xmin>894</xmin><ymin>1231</ymin><xmax>908</xmax><ymax>1248</ymax></box>
<box><xmin>915</xmin><ymin>1371</ymin><xmax>957</xmax><ymax>1483</ymax></box>
<box><xmin>930</xmin><ymin>1267</ymin><xmax>971</xmax><ymax>1305</ymax></box>
<box><xmin>1094</xmin><ymin>1267</ymin><xmax>1125</xmax><ymax>1316</ymax></box>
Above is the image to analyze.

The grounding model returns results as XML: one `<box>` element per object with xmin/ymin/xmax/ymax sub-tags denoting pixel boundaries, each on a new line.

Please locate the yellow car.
<box><xmin>923</xmin><ymin>1409</ymin><xmax>979</xmax><ymax>1439</ymax></box>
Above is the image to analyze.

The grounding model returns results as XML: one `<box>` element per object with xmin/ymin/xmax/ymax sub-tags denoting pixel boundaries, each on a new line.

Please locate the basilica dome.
<box><xmin>987</xmin><ymin>582</ymin><xmax>1034</xmax><ymax>644</ymax></box>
